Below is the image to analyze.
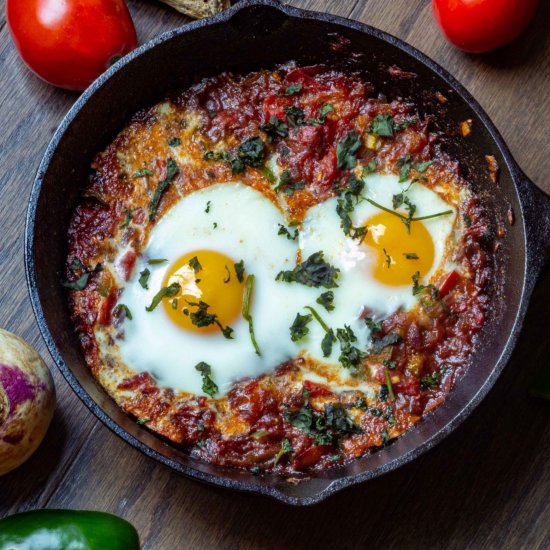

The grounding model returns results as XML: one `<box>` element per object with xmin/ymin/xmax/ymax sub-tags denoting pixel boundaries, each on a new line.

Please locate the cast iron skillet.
<box><xmin>25</xmin><ymin>0</ymin><xmax>550</xmax><ymax>505</ymax></box>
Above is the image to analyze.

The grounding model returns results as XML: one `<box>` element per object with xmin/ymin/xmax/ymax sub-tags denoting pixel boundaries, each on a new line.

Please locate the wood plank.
<box><xmin>0</xmin><ymin>1</ymin><xmax>549</xmax><ymax>549</ymax></box>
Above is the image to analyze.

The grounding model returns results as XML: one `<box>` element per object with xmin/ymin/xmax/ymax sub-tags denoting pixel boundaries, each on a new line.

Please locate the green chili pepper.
<box><xmin>0</xmin><ymin>509</ymin><xmax>140</xmax><ymax>549</ymax></box>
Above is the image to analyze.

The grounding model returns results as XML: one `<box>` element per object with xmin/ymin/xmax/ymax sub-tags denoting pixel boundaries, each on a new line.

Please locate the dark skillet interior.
<box><xmin>26</xmin><ymin>0</ymin><xmax>547</xmax><ymax>505</ymax></box>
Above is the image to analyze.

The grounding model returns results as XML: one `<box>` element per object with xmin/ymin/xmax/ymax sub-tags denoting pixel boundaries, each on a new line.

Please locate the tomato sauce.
<box><xmin>66</xmin><ymin>64</ymin><xmax>497</xmax><ymax>474</ymax></box>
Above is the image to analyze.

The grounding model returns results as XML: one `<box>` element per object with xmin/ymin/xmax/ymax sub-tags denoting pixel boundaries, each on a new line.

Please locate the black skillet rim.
<box><xmin>24</xmin><ymin>0</ymin><xmax>536</xmax><ymax>506</ymax></box>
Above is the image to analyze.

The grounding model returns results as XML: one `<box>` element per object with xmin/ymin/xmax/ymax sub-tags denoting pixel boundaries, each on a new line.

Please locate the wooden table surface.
<box><xmin>1</xmin><ymin>1</ymin><xmax>549</xmax><ymax>548</ymax></box>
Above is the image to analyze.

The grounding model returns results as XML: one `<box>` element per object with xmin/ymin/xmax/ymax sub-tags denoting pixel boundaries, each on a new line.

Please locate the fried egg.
<box><xmin>114</xmin><ymin>183</ymin><xmax>310</xmax><ymax>395</ymax></box>
<box><xmin>297</xmin><ymin>173</ymin><xmax>457</xmax><ymax>376</ymax></box>
<box><xmin>106</xmin><ymin>174</ymin><xmax>456</xmax><ymax>397</ymax></box>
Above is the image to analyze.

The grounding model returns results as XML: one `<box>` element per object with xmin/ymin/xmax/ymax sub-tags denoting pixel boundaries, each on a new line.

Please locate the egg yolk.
<box><xmin>363</xmin><ymin>212</ymin><xmax>434</xmax><ymax>286</ymax></box>
<box><xmin>162</xmin><ymin>250</ymin><xmax>244</xmax><ymax>333</ymax></box>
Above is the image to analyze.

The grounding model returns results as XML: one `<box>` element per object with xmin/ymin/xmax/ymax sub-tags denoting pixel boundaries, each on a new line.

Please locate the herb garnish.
<box><xmin>188</xmin><ymin>256</ymin><xmax>202</xmax><ymax>273</ymax></box>
<box><xmin>223</xmin><ymin>266</ymin><xmax>231</xmax><ymax>283</ymax></box>
<box><xmin>115</xmin><ymin>304</ymin><xmax>132</xmax><ymax>320</ymax></box>
<box><xmin>273</xmin><ymin>438</ymin><xmax>293</xmax><ymax>466</ymax></box>
<box><xmin>364</xmin><ymin>317</ymin><xmax>383</xmax><ymax>334</ymax></box>
<box><xmin>168</xmin><ymin>137</ymin><xmax>181</xmax><ymax>147</ymax></box>
<box><xmin>284</xmin><ymin>106</ymin><xmax>306</xmax><ymax>127</ymax></box>
<box><xmin>371</xmin><ymin>114</ymin><xmax>394</xmax><ymax>137</ymax></box>
<box><xmin>234</xmin><ymin>260</ymin><xmax>245</xmax><ymax>283</ymax></box>
<box><xmin>278</xmin><ymin>223</ymin><xmax>299</xmax><ymax>240</ymax></box>
<box><xmin>62</xmin><ymin>272</ymin><xmax>90</xmax><ymax>291</ymax></box>
<box><xmin>260</xmin><ymin>116</ymin><xmax>289</xmax><ymax>140</ymax></box>
<box><xmin>316</xmin><ymin>291</ymin><xmax>334</xmax><ymax>312</ymax></box>
<box><xmin>336</xmin><ymin>130</ymin><xmax>362</xmax><ymax>170</ymax></box>
<box><xmin>403</xmin><ymin>252</ymin><xmax>419</xmax><ymax>260</ymax></box>
<box><xmin>120</xmin><ymin>207</ymin><xmax>134</xmax><ymax>229</ymax></box>
<box><xmin>274</xmin><ymin>169</ymin><xmax>305</xmax><ymax>195</ymax></box>
<box><xmin>243</xmin><ymin>274</ymin><xmax>261</xmax><ymax>356</ymax></box>
<box><xmin>205</xmin><ymin>200</ymin><xmax>211</xmax><ymax>213</ymax></box>
<box><xmin>421</xmin><ymin>371</ymin><xmax>440</xmax><ymax>389</ymax></box>
<box><xmin>147</xmin><ymin>258</ymin><xmax>167</xmax><ymax>266</ymax></box>
<box><xmin>369</xmin><ymin>333</ymin><xmax>402</xmax><ymax>355</ymax></box>
<box><xmin>370</xmin><ymin>114</ymin><xmax>417</xmax><ymax>137</ymax></box>
<box><xmin>276</xmin><ymin>83</ymin><xmax>302</xmax><ymax>97</ymax></box>
<box><xmin>307</xmin><ymin>103</ymin><xmax>334</xmax><ymax>125</ymax></box>
<box><xmin>149</xmin><ymin>158</ymin><xmax>179</xmax><ymax>222</ymax></box>
<box><xmin>383</xmin><ymin>248</ymin><xmax>392</xmax><ymax>268</ymax></box>
<box><xmin>384</xmin><ymin>368</ymin><xmax>395</xmax><ymax>400</ymax></box>
<box><xmin>365</xmin><ymin>197</ymin><xmax>453</xmax><ymax>232</ymax></box>
<box><xmin>289</xmin><ymin>312</ymin><xmax>313</xmax><ymax>342</ymax></box>
<box><xmin>303</xmin><ymin>305</ymin><xmax>336</xmax><ymax>357</ymax></box>
<box><xmin>195</xmin><ymin>362</ymin><xmax>218</xmax><ymax>397</ymax></box>
<box><xmin>230</xmin><ymin>137</ymin><xmax>266</xmax><ymax>174</ymax></box>
<box><xmin>363</xmin><ymin>158</ymin><xmax>378</xmax><ymax>175</ymax></box>
<box><xmin>276</xmin><ymin>251</ymin><xmax>340</xmax><ymax>289</ymax></box>
<box><xmin>285</xmin><ymin>402</ymin><xmax>361</xmax><ymax>446</ymax></box>
<box><xmin>321</xmin><ymin>329</ymin><xmax>336</xmax><ymax>357</ymax></box>
<box><xmin>137</xmin><ymin>417</ymin><xmax>150</xmax><ymax>425</ymax></box>
<box><xmin>185</xmin><ymin>300</ymin><xmax>234</xmax><ymax>339</ymax></box>
<box><xmin>133</xmin><ymin>168</ymin><xmax>152</xmax><ymax>178</ymax></box>
<box><xmin>397</xmin><ymin>154</ymin><xmax>412</xmax><ymax>182</ymax></box>
<box><xmin>383</xmin><ymin>359</ymin><xmax>397</xmax><ymax>369</ymax></box>
<box><xmin>336</xmin><ymin>183</ymin><xmax>368</xmax><ymax>242</ymax></box>
<box><xmin>336</xmin><ymin>325</ymin><xmax>367</xmax><ymax>371</ymax></box>
<box><xmin>146</xmin><ymin>283</ymin><xmax>181</xmax><ymax>312</ymax></box>
<box><xmin>138</xmin><ymin>268</ymin><xmax>150</xmax><ymax>289</ymax></box>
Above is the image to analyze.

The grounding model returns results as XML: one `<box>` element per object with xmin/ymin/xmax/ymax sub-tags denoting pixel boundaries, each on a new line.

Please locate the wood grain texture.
<box><xmin>0</xmin><ymin>1</ymin><xmax>549</xmax><ymax>548</ymax></box>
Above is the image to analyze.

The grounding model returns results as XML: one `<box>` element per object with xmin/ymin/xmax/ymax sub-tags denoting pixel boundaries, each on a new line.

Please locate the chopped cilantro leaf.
<box><xmin>243</xmin><ymin>274</ymin><xmax>261</xmax><ymax>356</ymax></box>
<box><xmin>421</xmin><ymin>371</ymin><xmax>441</xmax><ymax>389</ymax></box>
<box><xmin>316</xmin><ymin>291</ymin><xmax>334</xmax><ymax>312</ymax></box>
<box><xmin>274</xmin><ymin>169</ymin><xmax>305</xmax><ymax>195</ymax></box>
<box><xmin>133</xmin><ymin>169</ymin><xmax>152</xmax><ymax>178</ymax></box>
<box><xmin>289</xmin><ymin>312</ymin><xmax>313</xmax><ymax>342</ymax></box>
<box><xmin>234</xmin><ymin>260</ymin><xmax>245</xmax><ymax>283</ymax></box>
<box><xmin>168</xmin><ymin>137</ymin><xmax>181</xmax><ymax>147</ymax></box>
<box><xmin>115</xmin><ymin>304</ymin><xmax>132</xmax><ymax>321</ymax></box>
<box><xmin>403</xmin><ymin>252</ymin><xmax>419</xmax><ymax>260</ymax></box>
<box><xmin>146</xmin><ymin>283</ymin><xmax>181</xmax><ymax>312</ymax></box>
<box><xmin>370</xmin><ymin>333</ymin><xmax>403</xmax><ymax>355</ymax></box>
<box><xmin>139</xmin><ymin>268</ymin><xmax>150</xmax><ymax>290</ymax></box>
<box><xmin>276</xmin><ymin>251</ymin><xmax>340</xmax><ymax>289</ymax></box>
<box><xmin>276</xmin><ymin>83</ymin><xmax>302</xmax><ymax>96</ymax></box>
<box><xmin>149</xmin><ymin>158</ymin><xmax>179</xmax><ymax>222</ymax></box>
<box><xmin>284</xmin><ymin>105</ymin><xmax>306</xmax><ymax>127</ymax></box>
<box><xmin>188</xmin><ymin>256</ymin><xmax>202</xmax><ymax>273</ymax></box>
<box><xmin>260</xmin><ymin>116</ymin><xmax>289</xmax><ymax>140</ymax></box>
<box><xmin>273</xmin><ymin>438</ymin><xmax>293</xmax><ymax>466</ymax></box>
<box><xmin>195</xmin><ymin>361</ymin><xmax>218</xmax><ymax>397</ymax></box>
<box><xmin>278</xmin><ymin>223</ymin><xmax>299</xmax><ymax>240</ymax></box>
<box><xmin>120</xmin><ymin>207</ymin><xmax>133</xmax><ymax>229</ymax></box>
<box><xmin>336</xmin><ymin>130</ymin><xmax>362</xmax><ymax>170</ymax></box>
<box><xmin>371</xmin><ymin>114</ymin><xmax>394</xmax><ymax>137</ymax></box>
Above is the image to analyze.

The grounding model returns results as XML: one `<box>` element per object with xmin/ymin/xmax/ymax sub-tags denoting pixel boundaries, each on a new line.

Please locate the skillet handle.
<box><xmin>518</xmin><ymin>170</ymin><xmax>550</xmax><ymax>275</ymax></box>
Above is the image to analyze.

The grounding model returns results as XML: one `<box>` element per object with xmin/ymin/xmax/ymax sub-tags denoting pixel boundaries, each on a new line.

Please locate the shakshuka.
<box><xmin>65</xmin><ymin>64</ymin><xmax>498</xmax><ymax>474</ymax></box>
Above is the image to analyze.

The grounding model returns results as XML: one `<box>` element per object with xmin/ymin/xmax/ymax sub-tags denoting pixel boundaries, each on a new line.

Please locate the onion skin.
<box><xmin>0</xmin><ymin>329</ymin><xmax>55</xmax><ymax>475</ymax></box>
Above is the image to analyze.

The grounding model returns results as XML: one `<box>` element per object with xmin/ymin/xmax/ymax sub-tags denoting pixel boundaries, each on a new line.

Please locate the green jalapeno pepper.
<box><xmin>0</xmin><ymin>509</ymin><xmax>140</xmax><ymax>549</ymax></box>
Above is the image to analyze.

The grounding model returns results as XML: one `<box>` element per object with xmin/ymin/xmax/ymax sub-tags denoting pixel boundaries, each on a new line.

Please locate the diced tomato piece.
<box><xmin>303</xmin><ymin>380</ymin><xmax>332</xmax><ymax>398</ymax></box>
<box><xmin>117</xmin><ymin>249</ymin><xmax>137</xmax><ymax>282</ymax></box>
<box><xmin>393</xmin><ymin>377</ymin><xmax>420</xmax><ymax>396</ymax></box>
<box><xmin>285</xmin><ymin>67</ymin><xmax>323</xmax><ymax>91</ymax></box>
<box><xmin>293</xmin><ymin>444</ymin><xmax>331</xmax><ymax>470</ymax></box>
<box><xmin>439</xmin><ymin>270</ymin><xmax>460</xmax><ymax>297</ymax></box>
<box><xmin>262</xmin><ymin>94</ymin><xmax>290</xmax><ymax>121</ymax></box>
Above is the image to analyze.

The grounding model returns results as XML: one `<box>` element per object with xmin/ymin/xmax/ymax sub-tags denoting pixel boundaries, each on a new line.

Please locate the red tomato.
<box><xmin>432</xmin><ymin>0</ymin><xmax>539</xmax><ymax>53</ymax></box>
<box><xmin>7</xmin><ymin>0</ymin><xmax>137</xmax><ymax>91</ymax></box>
